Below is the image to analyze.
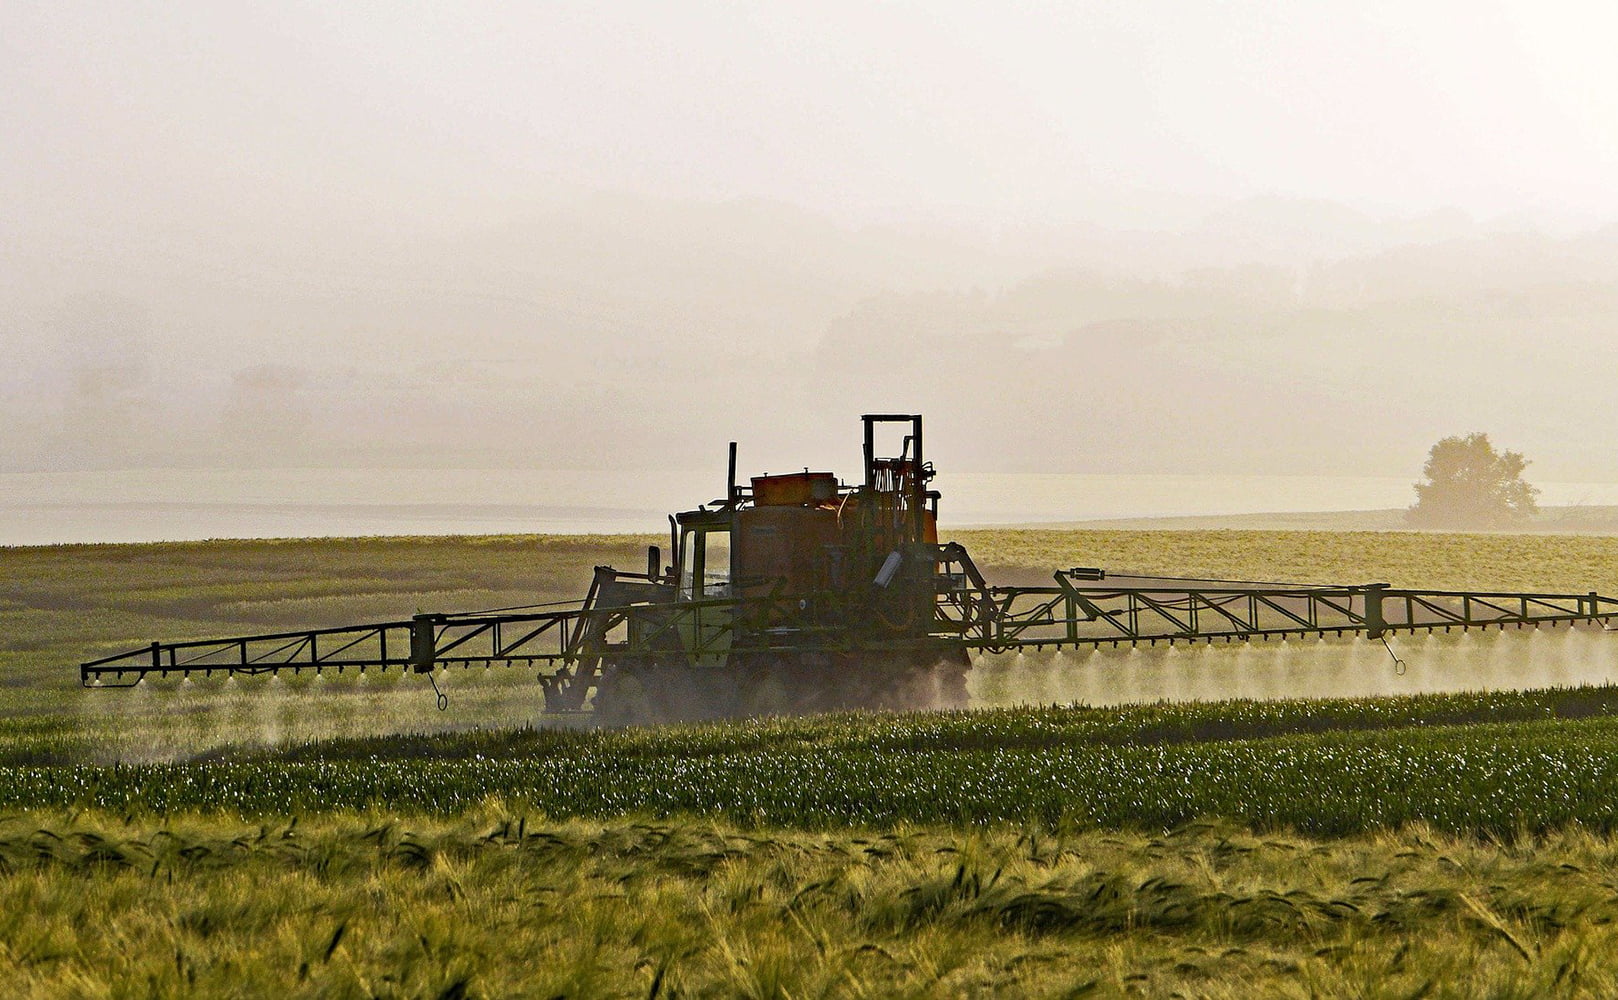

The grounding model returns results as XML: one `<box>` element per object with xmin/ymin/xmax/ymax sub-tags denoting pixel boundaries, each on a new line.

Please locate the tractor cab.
<box><xmin>673</xmin><ymin>509</ymin><xmax>732</xmax><ymax>602</ymax></box>
<box><xmin>667</xmin><ymin>508</ymin><xmax>735</xmax><ymax>668</ymax></box>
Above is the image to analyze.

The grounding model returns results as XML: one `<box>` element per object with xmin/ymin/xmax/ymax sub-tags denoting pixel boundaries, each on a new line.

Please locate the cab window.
<box><xmin>703</xmin><ymin>531</ymin><xmax>730</xmax><ymax>598</ymax></box>
<box><xmin>679</xmin><ymin>527</ymin><xmax>731</xmax><ymax>600</ymax></box>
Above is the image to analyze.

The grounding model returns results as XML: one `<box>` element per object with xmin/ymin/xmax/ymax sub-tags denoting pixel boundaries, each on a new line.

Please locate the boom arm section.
<box><xmin>954</xmin><ymin>573</ymin><xmax>1618</xmax><ymax>652</ymax></box>
<box><xmin>79</xmin><ymin>564</ymin><xmax>669</xmax><ymax>690</ymax></box>
<box><xmin>78</xmin><ymin>607</ymin><xmax>593</xmax><ymax>687</ymax></box>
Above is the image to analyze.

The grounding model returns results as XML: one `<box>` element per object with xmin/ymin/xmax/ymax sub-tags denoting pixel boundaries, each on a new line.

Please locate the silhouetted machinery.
<box><xmin>82</xmin><ymin>415</ymin><xmax>1618</xmax><ymax>723</ymax></box>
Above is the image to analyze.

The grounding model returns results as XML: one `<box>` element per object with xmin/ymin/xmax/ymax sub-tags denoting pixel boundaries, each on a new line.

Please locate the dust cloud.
<box><xmin>968</xmin><ymin>625</ymin><xmax>1618</xmax><ymax>708</ymax></box>
<box><xmin>76</xmin><ymin>667</ymin><xmax>562</xmax><ymax>764</ymax></box>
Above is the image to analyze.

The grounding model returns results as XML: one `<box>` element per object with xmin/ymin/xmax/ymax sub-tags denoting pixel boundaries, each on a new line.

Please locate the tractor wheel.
<box><xmin>739</xmin><ymin>665</ymin><xmax>792</xmax><ymax>717</ymax></box>
<box><xmin>740</xmin><ymin>652</ymin><xmax>840</xmax><ymax>717</ymax></box>
<box><xmin>591</xmin><ymin>663</ymin><xmax>654</xmax><ymax>727</ymax></box>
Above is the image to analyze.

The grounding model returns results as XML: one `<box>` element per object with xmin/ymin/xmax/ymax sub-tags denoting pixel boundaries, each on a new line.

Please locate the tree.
<box><xmin>1407</xmin><ymin>433</ymin><xmax>1539</xmax><ymax>528</ymax></box>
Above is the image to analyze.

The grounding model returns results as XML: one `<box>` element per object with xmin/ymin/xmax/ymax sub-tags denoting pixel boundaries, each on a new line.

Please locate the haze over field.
<box><xmin>5</xmin><ymin>2</ymin><xmax>1618</xmax><ymax>482</ymax></box>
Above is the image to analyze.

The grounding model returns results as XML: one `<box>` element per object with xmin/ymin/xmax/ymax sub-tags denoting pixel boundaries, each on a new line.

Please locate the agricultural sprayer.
<box><xmin>81</xmin><ymin>415</ymin><xmax>1618</xmax><ymax>723</ymax></box>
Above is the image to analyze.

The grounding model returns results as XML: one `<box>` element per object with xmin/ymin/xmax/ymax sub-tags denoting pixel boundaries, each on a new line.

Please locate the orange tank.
<box><xmin>750</xmin><ymin>472</ymin><xmax>839</xmax><ymax>507</ymax></box>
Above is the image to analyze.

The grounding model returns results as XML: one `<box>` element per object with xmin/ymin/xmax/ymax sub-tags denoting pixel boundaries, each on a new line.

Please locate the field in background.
<box><xmin>1020</xmin><ymin>503</ymin><xmax>1618</xmax><ymax>533</ymax></box>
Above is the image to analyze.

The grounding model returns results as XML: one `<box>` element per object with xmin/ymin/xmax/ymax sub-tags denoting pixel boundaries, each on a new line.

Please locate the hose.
<box><xmin>427</xmin><ymin>672</ymin><xmax>449</xmax><ymax>711</ymax></box>
<box><xmin>1380</xmin><ymin>634</ymin><xmax>1407</xmax><ymax>675</ymax></box>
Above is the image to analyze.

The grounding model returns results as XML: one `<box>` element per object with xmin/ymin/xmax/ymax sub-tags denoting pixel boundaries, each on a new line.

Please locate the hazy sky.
<box><xmin>6</xmin><ymin>2</ymin><xmax>1618</xmax><ymax>481</ymax></box>
<box><xmin>7</xmin><ymin>0</ymin><xmax>1618</xmax><ymax>230</ymax></box>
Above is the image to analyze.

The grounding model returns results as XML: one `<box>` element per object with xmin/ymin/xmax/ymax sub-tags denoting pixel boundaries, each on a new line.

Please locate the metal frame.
<box><xmin>957</xmin><ymin>577</ymin><xmax>1618</xmax><ymax>652</ymax></box>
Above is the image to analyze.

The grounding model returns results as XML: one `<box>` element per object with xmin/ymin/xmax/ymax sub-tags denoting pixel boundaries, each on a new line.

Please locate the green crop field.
<box><xmin>10</xmin><ymin>530</ymin><xmax>1618</xmax><ymax>996</ymax></box>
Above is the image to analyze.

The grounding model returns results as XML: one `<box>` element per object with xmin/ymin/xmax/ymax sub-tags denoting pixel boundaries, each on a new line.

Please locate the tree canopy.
<box><xmin>1406</xmin><ymin>433</ymin><xmax>1539</xmax><ymax>528</ymax></box>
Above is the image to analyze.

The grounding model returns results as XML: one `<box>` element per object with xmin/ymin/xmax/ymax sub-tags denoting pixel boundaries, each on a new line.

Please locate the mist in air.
<box><xmin>970</xmin><ymin>626</ymin><xmax>1618</xmax><ymax>709</ymax></box>
<box><xmin>6</xmin><ymin>1</ymin><xmax>1618</xmax><ymax>483</ymax></box>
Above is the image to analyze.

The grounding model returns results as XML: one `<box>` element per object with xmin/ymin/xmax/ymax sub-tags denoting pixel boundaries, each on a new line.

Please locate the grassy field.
<box><xmin>1035</xmin><ymin>503</ymin><xmax>1618</xmax><ymax>533</ymax></box>
<box><xmin>10</xmin><ymin>530</ymin><xmax>1618</xmax><ymax>995</ymax></box>
<box><xmin>12</xmin><ymin>690</ymin><xmax>1618</xmax><ymax>834</ymax></box>
<box><xmin>8</xmin><ymin>808</ymin><xmax>1618</xmax><ymax>998</ymax></box>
